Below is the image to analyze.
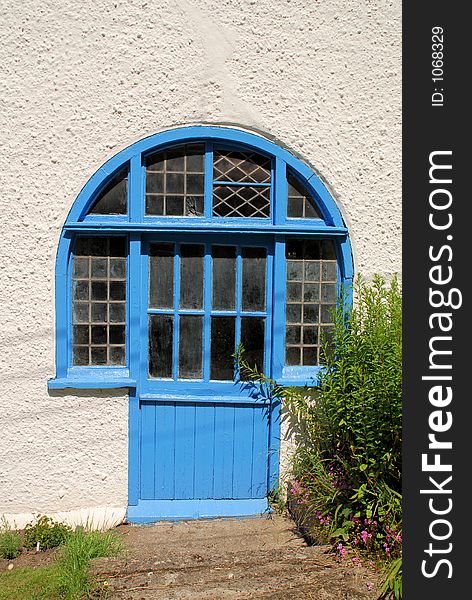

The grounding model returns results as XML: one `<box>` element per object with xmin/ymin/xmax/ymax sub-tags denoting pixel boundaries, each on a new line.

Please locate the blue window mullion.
<box><xmin>129</xmin><ymin>154</ymin><xmax>144</xmax><ymax>222</ymax></box>
<box><xmin>234</xmin><ymin>247</ymin><xmax>243</xmax><ymax>378</ymax></box>
<box><xmin>274</xmin><ymin>156</ymin><xmax>286</xmax><ymax>226</ymax></box>
<box><xmin>203</xmin><ymin>244</ymin><xmax>212</xmax><ymax>382</ymax></box>
<box><xmin>271</xmin><ymin>236</ymin><xmax>286</xmax><ymax>380</ymax></box>
<box><xmin>173</xmin><ymin>245</ymin><xmax>181</xmax><ymax>380</ymax></box>
<box><xmin>213</xmin><ymin>181</ymin><xmax>271</xmax><ymax>188</ymax></box>
<box><xmin>204</xmin><ymin>143</ymin><xmax>213</xmax><ymax>219</ymax></box>
<box><xmin>141</xmin><ymin>240</ymin><xmax>150</xmax><ymax>384</ymax></box>
<box><xmin>265</xmin><ymin>248</ymin><xmax>274</xmax><ymax>377</ymax></box>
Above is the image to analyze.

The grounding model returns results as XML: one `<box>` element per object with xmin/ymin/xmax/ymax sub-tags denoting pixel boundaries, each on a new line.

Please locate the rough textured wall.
<box><xmin>0</xmin><ymin>0</ymin><xmax>401</xmax><ymax>521</ymax></box>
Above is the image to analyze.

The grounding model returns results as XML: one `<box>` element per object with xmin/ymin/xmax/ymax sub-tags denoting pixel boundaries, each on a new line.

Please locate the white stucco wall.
<box><xmin>0</xmin><ymin>0</ymin><xmax>401</xmax><ymax>526</ymax></box>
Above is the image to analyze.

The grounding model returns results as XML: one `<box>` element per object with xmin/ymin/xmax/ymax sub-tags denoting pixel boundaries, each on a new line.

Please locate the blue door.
<box><xmin>127</xmin><ymin>235</ymin><xmax>279</xmax><ymax>521</ymax></box>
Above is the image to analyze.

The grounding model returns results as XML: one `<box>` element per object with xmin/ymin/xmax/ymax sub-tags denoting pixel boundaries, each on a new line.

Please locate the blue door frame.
<box><xmin>127</xmin><ymin>234</ymin><xmax>280</xmax><ymax>522</ymax></box>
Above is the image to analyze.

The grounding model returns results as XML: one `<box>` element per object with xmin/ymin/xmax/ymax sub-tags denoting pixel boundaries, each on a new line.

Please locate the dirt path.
<box><xmin>93</xmin><ymin>515</ymin><xmax>380</xmax><ymax>599</ymax></box>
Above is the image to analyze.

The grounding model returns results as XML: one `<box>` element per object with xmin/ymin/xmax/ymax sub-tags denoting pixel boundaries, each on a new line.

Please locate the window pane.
<box><xmin>212</xmin><ymin>246</ymin><xmax>236</xmax><ymax>310</ymax></box>
<box><xmin>149</xmin><ymin>243</ymin><xmax>174</xmax><ymax>309</ymax></box>
<box><xmin>284</xmin><ymin>239</ymin><xmax>337</xmax><ymax>367</ymax></box>
<box><xmin>149</xmin><ymin>315</ymin><xmax>173</xmax><ymax>378</ymax></box>
<box><xmin>241</xmin><ymin>317</ymin><xmax>265</xmax><ymax>374</ymax></box>
<box><xmin>179</xmin><ymin>316</ymin><xmax>203</xmax><ymax>379</ymax></box>
<box><xmin>210</xmin><ymin>317</ymin><xmax>235</xmax><ymax>380</ymax></box>
<box><xmin>72</xmin><ymin>236</ymin><xmax>127</xmax><ymax>366</ymax></box>
<box><xmin>242</xmin><ymin>248</ymin><xmax>266</xmax><ymax>311</ymax></box>
<box><xmin>180</xmin><ymin>244</ymin><xmax>204</xmax><ymax>309</ymax></box>
<box><xmin>88</xmin><ymin>168</ymin><xmax>128</xmax><ymax>215</ymax></box>
<box><xmin>287</xmin><ymin>173</ymin><xmax>321</xmax><ymax>220</ymax></box>
<box><xmin>145</xmin><ymin>144</ymin><xmax>204</xmax><ymax>217</ymax></box>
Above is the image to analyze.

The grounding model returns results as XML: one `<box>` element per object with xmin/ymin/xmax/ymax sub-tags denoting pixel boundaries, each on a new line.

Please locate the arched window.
<box><xmin>48</xmin><ymin>126</ymin><xmax>353</xmax><ymax>520</ymax></box>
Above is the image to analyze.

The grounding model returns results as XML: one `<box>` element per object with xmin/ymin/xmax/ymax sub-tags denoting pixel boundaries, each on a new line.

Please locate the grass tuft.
<box><xmin>0</xmin><ymin>517</ymin><xmax>21</xmax><ymax>560</ymax></box>
<box><xmin>55</xmin><ymin>527</ymin><xmax>122</xmax><ymax>599</ymax></box>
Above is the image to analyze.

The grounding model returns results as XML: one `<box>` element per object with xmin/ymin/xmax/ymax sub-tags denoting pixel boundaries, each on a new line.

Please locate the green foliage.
<box><xmin>0</xmin><ymin>517</ymin><xmax>21</xmax><ymax>560</ymax></box>
<box><xmin>380</xmin><ymin>557</ymin><xmax>402</xmax><ymax>599</ymax></box>
<box><xmin>267</xmin><ymin>484</ymin><xmax>286</xmax><ymax>514</ymax></box>
<box><xmin>23</xmin><ymin>515</ymin><xmax>72</xmax><ymax>551</ymax></box>
<box><xmin>237</xmin><ymin>274</ymin><xmax>402</xmax><ymax>596</ymax></box>
<box><xmin>55</xmin><ymin>526</ymin><xmax>122</xmax><ymax>599</ymax></box>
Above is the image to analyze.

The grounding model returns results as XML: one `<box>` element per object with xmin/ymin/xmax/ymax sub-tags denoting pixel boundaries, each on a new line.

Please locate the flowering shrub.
<box><xmin>237</xmin><ymin>276</ymin><xmax>402</xmax><ymax>598</ymax></box>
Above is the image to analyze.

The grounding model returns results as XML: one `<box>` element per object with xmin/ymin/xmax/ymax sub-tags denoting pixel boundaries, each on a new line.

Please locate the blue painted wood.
<box><xmin>154</xmin><ymin>402</ymin><xmax>175</xmax><ymax>499</ymax></box>
<box><xmin>251</xmin><ymin>404</ymin><xmax>269</xmax><ymax>498</ymax></box>
<box><xmin>213</xmin><ymin>404</ymin><xmax>235</xmax><ymax>499</ymax></box>
<box><xmin>127</xmin><ymin>387</ymin><xmax>140</xmax><ymax>505</ymax></box>
<box><xmin>140</xmin><ymin>400</ymin><xmax>156</xmax><ymax>500</ymax></box>
<box><xmin>194</xmin><ymin>403</ymin><xmax>216</xmax><ymax>499</ymax></box>
<box><xmin>127</xmin><ymin>498</ymin><xmax>270</xmax><ymax>522</ymax></box>
<box><xmin>64</xmin><ymin>222</ymin><xmax>348</xmax><ymax>236</ymax></box>
<box><xmin>174</xmin><ymin>402</ymin><xmax>196</xmax><ymax>499</ymax></box>
<box><xmin>232</xmin><ymin>406</ymin><xmax>256</xmax><ymax>498</ymax></box>
<box><xmin>268</xmin><ymin>399</ymin><xmax>281</xmax><ymax>492</ymax></box>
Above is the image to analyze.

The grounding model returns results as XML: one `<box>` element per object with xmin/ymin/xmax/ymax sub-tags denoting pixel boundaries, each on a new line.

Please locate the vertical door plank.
<box><xmin>140</xmin><ymin>401</ymin><xmax>156</xmax><ymax>499</ymax></box>
<box><xmin>154</xmin><ymin>402</ymin><xmax>176</xmax><ymax>499</ymax></box>
<box><xmin>251</xmin><ymin>405</ymin><xmax>269</xmax><ymax>498</ymax></box>
<box><xmin>174</xmin><ymin>403</ymin><xmax>196</xmax><ymax>499</ymax></box>
<box><xmin>194</xmin><ymin>403</ymin><xmax>215</xmax><ymax>499</ymax></box>
<box><xmin>232</xmin><ymin>405</ymin><xmax>254</xmax><ymax>498</ymax></box>
<box><xmin>213</xmin><ymin>404</ymin><xmax>235</xmax><ymax>499</ymax></box>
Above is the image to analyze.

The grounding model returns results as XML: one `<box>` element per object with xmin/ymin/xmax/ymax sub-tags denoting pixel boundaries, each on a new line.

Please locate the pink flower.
<box><xmin>360</xmin><ymin>530</ymin><xmax>372</xmax><ymax>544</ymax></box>
<box><xmin>336</xmin><ymin>543</ymin><xmax>347</xmax><ymax>558</ymax></box>
<box><xmin>367</xmin><ymin>582</ymin><xmax>374</xmax><ymax>591</ymax></box>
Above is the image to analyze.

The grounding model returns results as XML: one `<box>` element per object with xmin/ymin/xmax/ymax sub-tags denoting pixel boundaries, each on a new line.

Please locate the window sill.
<box><xmin>48</xmin><ymin>378</ymin><xmax>137</xmax><ymax>390</ymax></box>
<box><xmin>275</xmin><ymin>366</ymin><xmax>324</xmax><ymax>388</ymax></box>
<box><xmin>48</xmin><ymin>367</ymin><xmax>136</xmax><ymax>390</ymax></box>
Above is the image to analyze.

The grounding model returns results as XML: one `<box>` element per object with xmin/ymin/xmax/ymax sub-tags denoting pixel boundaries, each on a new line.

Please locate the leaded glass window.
<box><xmin>213</xmin><ymin>150</ymin><xmax>271</xmax><ymax>218</ymax></box>
<box><xmin>72</xmin><ymin>237</ymin><xmax>127</xmax><ymax>366</ymax></box>
<box><xmin>285</xmin><ymin>240</ymin><xmax>337</xmax><ymax>366</ymax></box>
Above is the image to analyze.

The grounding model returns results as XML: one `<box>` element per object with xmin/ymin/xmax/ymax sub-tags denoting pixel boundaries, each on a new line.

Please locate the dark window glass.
<box><xmin>212</xmin><ymin>246</ymin><xmax>236</xmax><ymax>310</ymax></box>
<box><xmin>242</xmin><ymin>248</ymin><xmax>266</xmax><ymax>311</ymax></box>
<box><xmin>285</xmin><ymin>239</ymin><xmax>337</xmax><ymax>367</ymax></box>
<box><xmin>240</xmin><ymin>317</ymin><xmax>265</xmax><ymax>374</ymax></box>
<box><xmin>179</xmin><ymin>316</ymin><xmax>203</xmax><ymax>379</ymax></box>
<box><xmin>287</xmin><ymin>173</ymin><xmax>321</xmax><ymax>219</ymax></box>
<box><xmin>149</xmin><ymin>243</ymin><xmax>174</xmax><ymax>309</ymax></box>
<box><xmin>180</xmin><ymin>244</ymin><xmax>204</xmax><ymax>309</ymax></box>
<box><xmin>71</xmin><ymin>236</ymin><xmax>127</xmax><ymax>366</ymax></box>
<box><xmin>210</xmin><ymin>317</ymin><xmax>235</xmax><ymax>380</ymax></box>
<box><xmin>145</xmin><ymin>144</ymin><xmax>204</xmax><ymax>216</ymax></box>
<box><xmin>88</xmin><ymin>168</ymin><xmax>128</xmax><ymax>215</ymax></box>
<box><xmin>149</xmin><ymin>315</ymin><xmax>173</xmax><ymax>378</ymax></box>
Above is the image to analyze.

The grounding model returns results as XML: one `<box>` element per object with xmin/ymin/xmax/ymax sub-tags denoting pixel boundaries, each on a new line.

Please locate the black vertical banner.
<box><xmin>403</xmin><ymin>4</ymin><xmax>467</xmax><ymax>598</ymax></box>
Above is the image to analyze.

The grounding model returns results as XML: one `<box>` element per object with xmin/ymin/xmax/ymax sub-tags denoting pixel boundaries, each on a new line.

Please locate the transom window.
<box><xmin>49</xmin><ymin>126</ymin><xmax>353</xmax><ymax>391</ymax></box>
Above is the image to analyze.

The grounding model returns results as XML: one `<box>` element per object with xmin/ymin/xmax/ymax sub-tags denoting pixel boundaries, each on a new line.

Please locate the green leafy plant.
<box><xmin>0</xmin><ymin>517</ymin><xmax>21</xmax><ymax>560</ymax></box>
<box><xmin>379</xmin><ymin>557</ymin><xmax>402</xmax><ymax>599</ymax></box>
<box><xmin>237</xmin><ymin>274</ymin><xmax>402</xmax><ymax>596</ymax></box>
<box><xmin>23</xmin><ymin>515</ymin><xmax>72</xmax><ymax>550</ymax></box>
